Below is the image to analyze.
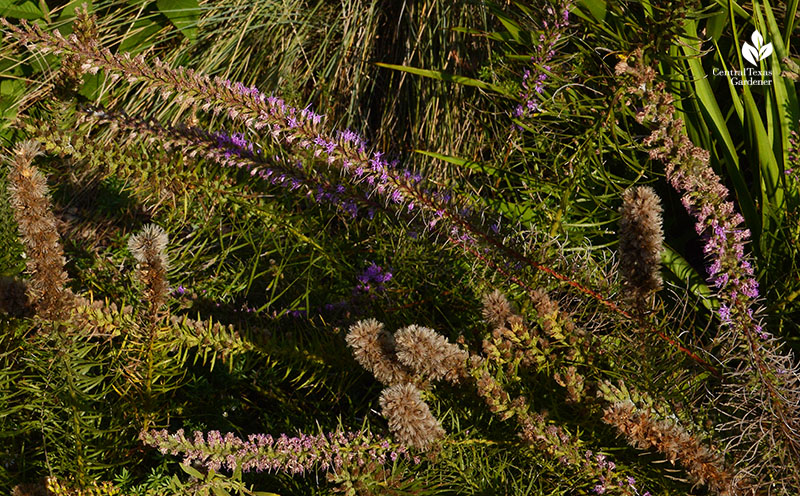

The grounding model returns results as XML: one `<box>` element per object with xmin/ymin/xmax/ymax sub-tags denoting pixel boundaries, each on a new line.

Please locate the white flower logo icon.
<box><xmin>742</xmin><ymin>30</ymin><xmax>773</xmax><ymax>66</ymax></box>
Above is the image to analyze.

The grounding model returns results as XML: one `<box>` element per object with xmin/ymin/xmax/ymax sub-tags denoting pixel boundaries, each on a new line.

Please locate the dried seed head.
<box><xmin>394</xmin><ymin>324</ymin><xmax>468</xmax><ymax>383</ymax></box>
<box><xmin>7</xmin><ymin>140</ymin><xmax>74</xmax><ymax>319</ymax></box>
<box><xmin>128</xmin><ymin>224</ymin><xmax>170</xmax><ymax>319</ymax></box>
<box><xmin>482</xmin><ymin>289</ymin><xmax>512</xmax><ymax>326</ymax></box>
<box><xmin>603</xmin><ymin>400</ymin><xmax>734</xmax><ymax>495</ymax></box>
<box><xmin>128</xmin><ymin>224</ymin><xmax>169</xmax><ymax>269</ymax></box>
<box><xmin>346</xmin><ymin>319</ymin><xmax>412</xmax><ymax>386</ymax></box>
<box><xmin>618</xmin><ymin>186</ymin><xmax>664</xmax><ymax>303</ymax></box>
<box><xmin>379</xmin><ymin>383</ymin><xmax>444</xmax><ymax>450</ymax></box>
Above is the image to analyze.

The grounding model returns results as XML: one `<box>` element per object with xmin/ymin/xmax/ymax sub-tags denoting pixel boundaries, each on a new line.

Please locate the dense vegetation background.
<box><xmin>0</xmin><ymin>0</ymin><xmax>799</xmax><ymax>494</ymax></box>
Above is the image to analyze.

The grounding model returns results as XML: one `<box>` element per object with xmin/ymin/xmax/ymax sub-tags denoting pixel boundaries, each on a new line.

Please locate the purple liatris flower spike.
<box><xmin>356</xmin><ymin>262</ymin><xmax>392</xmax><ymax>293</ymax></box>
<box><xmin>139</xmin><ymin>427</ymin><xmax>412</xmax><ymax>475</ymax></box>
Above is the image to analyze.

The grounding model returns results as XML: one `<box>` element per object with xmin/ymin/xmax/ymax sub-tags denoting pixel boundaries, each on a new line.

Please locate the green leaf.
<box><xmin>78</xmin><ymin>70</ymin><xmax>108</xmax><ymax>104</ymax></box>
<box><xmin>711</xmin><ymin>0</ymin><xmax>748</xmax><ymax>18</ymax></box>
<box><xmin>375</xmin><ymin>63</ymin><xmax>514</xmax><ymax>97</ymax></box>
<box><xmin>0</xmin><ymin>79</ymin><xmax>24</xmax><ymax>121</ymax></box>
<box><xmin>415</xmin><ymin>150</ymin><xmax>503</xmax><ymax>177</ymax></box>
<box><xmin>760</xmin><ymin>0</ymin><xmax>800</xmax><ymax>195</ymax></box>
<box><xmin>156</xmin><ymin>0</ymin><xmax>200</xmax><ymax>42</ymax></box>
<box><xmin>57</xmin><ymin>0</ymin><xmax>92</xmax><ymax>19</ymax></box>
<box><xmin>705</xmin><ymin>10</ymin><xmax>727</xmax><ymax>41</ymax></box>
<box><xmin>681</xmin><ymin>20</ymin><xmax>759</xmax><ymax>239</ymax></box>
<box><xmin>490</xmin><ymin>7</ymin><xmax>525</xmax><ymax>44</ymax></box>
<box><xmin>179</xmin><ymin>463</ymin><xmax>205</xmax><ymax>479</ymax></box>
<box><xmin>578</xmin><ymin>0</ymin><xmax>606</xmax><ymax>22</ymax></box>
<box><xmin>662</xmin><ymin>245</ymin><xmax>715</xmax><ymax>311</ymax></box>
<box><xmin>0</xmin><ymin>78</ymin><xmax>23</xmax><ymax>97</ymax></box>
<box><xmin>0</xmin><ymin>0</ymin><xmax>43</xmax><ymax>19</ymax></box>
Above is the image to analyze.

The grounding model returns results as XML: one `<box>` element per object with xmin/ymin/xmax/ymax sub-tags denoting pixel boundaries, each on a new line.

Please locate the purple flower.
<box><xmin>356</xmin><ymin>262</ymin><xmax>392</xmax><ymax>293</ymax></box>
<box><xmin>718</xmin><ymin>305</ymin><xmax>732</xmax><ymax>323</ymax></box>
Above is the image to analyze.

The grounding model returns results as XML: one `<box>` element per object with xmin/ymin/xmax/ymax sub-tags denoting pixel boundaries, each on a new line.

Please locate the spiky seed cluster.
<box><xmin>618</xmin><ymin>186</ymin><xmax>664</xmax><ymax>303</ymax></box>
<box><xmin>394</xmin><ymin>325</ymin><xmax>468</xmax><ymax>383</ymax></box>
<box><xmin>345</xmin><ymin>319</ymin><xmax>412</xmax><ymax>386</ymax></box>
<box><xmin>481</xmin><ymin>289</ymin><xmax>512</xmax><ymax>326</ymax></box>
<box><xmin>603</xmin><ymin>401</ymin><xmax>735</xmax><ymax>495</ymax></box>
<box><xmin>7</xmin><ymin>140</ymin><xmax>74</xmax><ymax>320</ymax></box>
<box><xmin>379</xmin><ymin>383</ymin><xmax>444</xmax><ymax>450</ymax></box>
<box><xmin>346</xmin><ymin>319</ymin><xmax>468</xmax><ymax>386</ymax></box>
<box><xmin>128</xmin><ymin>224</ymin><xmax>170</xmax><ymax>319</ymax></box>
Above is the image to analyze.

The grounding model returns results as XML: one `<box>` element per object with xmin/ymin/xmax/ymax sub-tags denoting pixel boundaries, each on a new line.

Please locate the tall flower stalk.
<box><xmin>514</xmin><ymin>0</ymin><xmax>572</xmax><ymax>120</ymax></box>
<box><xmin>616</xmin><ymin>50</ymin><xmax>800</xmax><ymax>488</ymax></box>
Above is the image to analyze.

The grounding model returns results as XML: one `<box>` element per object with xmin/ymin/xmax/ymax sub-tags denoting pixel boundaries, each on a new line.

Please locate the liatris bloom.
<box><xmin>616</xmin><ymin>53</ymin><xmax>757</xmax><ymax>333</ymax></box>
<box><xmin>10</xmin><ymin>19</ymin><xmax>627</xmax><ymax>324</ymax></box>
<box><xmin>394</xmin><ymin>325</ymin><xmax>468</xmax><ymax>384</ymax></box>
<box><xmin>513</xmin><ymin>0</ymin><xmax>572</xmax><ymax>121</ymax></box>
<box><xmin>345</xmin><ymin>319</ymin><xmax>412</xmax><ymax>386</ymax></box>
<box><xmin>355</xmin><ymin>262</ymin><xmax>392</xmax><ymax>293</ymax></box>
<box><xmin>618</xmin><ymin>55</ymin><xmax>800</xmax><ymax>484</ymax></box>
<box><xmin>139</xmin><ymin>427</ymin><xmax>410</xmax><ymax>475</ymax></box>
<box><xmin>6</xmin><ymin>140</ymin><xmax>74</xmax><ymax>320</ymax></box>
<box><xmin>379</xmin><ymin>383</ymin><xmax>444</xmax><ymax>450</ymax></box>
<box><xmin>128</xmin><ymin>224</ymin><xmax>170</xmax><ymax>320</ymax></box>
<box><xmin>618</xmin><ymin>186</ymin><xmax>664</xmax><ymax>304</ymax></box>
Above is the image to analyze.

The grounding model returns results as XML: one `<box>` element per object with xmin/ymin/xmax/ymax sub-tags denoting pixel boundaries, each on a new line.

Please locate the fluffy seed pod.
<box><xmin>379</xmin><ymin>383</ymin><xmax>444</xmax><ymax>450</ymax></box>
<box><xmin>128</xmin><ymin>224</ymin><xmax>170</xmax><ymax>320</ymax></box>
<box><xmin>346</xmin><ymin>319</ymin><xmax>411</xmax><ymax>386</ymax></box>
<box><xmin>394</xmin><ymin>324</ymin><xmax>468</xmax><ymax>383</ymax></box>
<box><xmin>482</xmin><ymin>290</ymin><xmax>512</xmax><ymax>326</ymax></box>
<box><xmin>7</xmin><ymin>140</ymin><xmax>74</xmax><ymax>319</ymax></box>
<box><xmin>618</xmin><ymin>186</ymin><xmax>664</xmax><ymax>303</ymax></box>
